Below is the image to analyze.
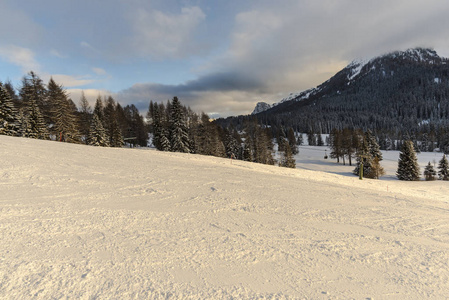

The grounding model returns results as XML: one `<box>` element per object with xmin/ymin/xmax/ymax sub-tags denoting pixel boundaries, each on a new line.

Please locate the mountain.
<box><xmin>219</xmin><ymin>48</ymin><xmax>449</xmax><ymax>151</ymax></box>
<box><xmin>251</xmin><ymin>102</ymin><xmax>272</xmax><ymax>114</ymax></box>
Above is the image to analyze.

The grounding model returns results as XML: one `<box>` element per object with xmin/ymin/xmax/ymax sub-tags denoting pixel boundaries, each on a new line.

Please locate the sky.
<box><xmin>2</xmin><ymin>0</ymin><xmax>449</xmax><ymax>118</ymax></box>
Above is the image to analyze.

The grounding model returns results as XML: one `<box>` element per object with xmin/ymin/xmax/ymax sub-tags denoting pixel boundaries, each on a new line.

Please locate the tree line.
<box><xmin>0</xmin><ymin>72</ymin><xmax>148</xmax><ymax>147</ymax></box>
<box><xmin>1</xmin><ymin>72</ymin><xmax>296</xmax><ymax>168</ymax></box>
<box><xmin>328</xmin><ymin>127</ymin><xmax>449</xmax><ymax>181</ymax></box>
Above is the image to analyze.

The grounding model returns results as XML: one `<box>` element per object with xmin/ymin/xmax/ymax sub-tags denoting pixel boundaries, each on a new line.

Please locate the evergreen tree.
<box><xmin>279</xmin><ymin>143</ymin><xmax>296</xmax><ymax>168</ymax></box>
<box><xmin>124</xmin><ymin>104</ymin><xmax>148</xmax><ymax>147</ymax></box>
<box><xmin>224</xmin><ymin>128</ymin><xmax>240</xmax><ymax>159</ymax></box>
<box><xmin>424</xmin><ymin>162</ymin><xmax>437</xmax><ymax>181</ymax></box>
<box><xmin>24</xmin><ymin>95</ymin><xmax>48</xmax><ymax>139</ymax></box>
<box><xmin>88</xmin><ymin>113</ymin><xmax>109</xmax><ymax>146</ymax></box>
<box><xmin>287</xmin><ymin>127</ymin><xmax>299</xmax><ymax>154</ymax></box>
<box><xmin>19</xmin><ymin>72</ymin><xmax>48</xmax><ymax>118</ymax></box>
<box><xmin>438</xmin><ymin>155</ymin><xmax>449</xmax><ymax>180</ymax></box>
<box><xmin>396</xmin><ymin>140</ymin><xmax>420</xmax><ymax>181</ymax></box>
<box><xmin>93</xmin><ymin>96</ymin><xmax>104</xmax><ymax>124</ymax></box>
<box><xmin>110</xmin><ymin>118</ymin><xmax>124</xmax><ymax>147</ymax></box>
<box><xmin>353</xmin><ymin>136</ymin><xmax>370</xmax><ymax>178</ymax></box>
<box><xmin>296</xmin><ymin>133</ymin><xmax>303</xmax><ymax>146</ymax></box>
<box><xmin>316</xmin><ymin>133</ymin><xmax>324</xmax><ymax>146</ymax></box>
<box><xmin>151</xmin><ymin>104</ymin><xmax>163</xmax><ymax>149</ymax></box>
<box><xmin>169</xmin><ymin>97</ymin><xmax>190</xmax><ymax>153</ymax></box>
<box><xmin>329</xmin><ymin>128</ymin><xmax>343</xmax><ymax>163</ymax></box>
<box><xmin>242</xmin><ymin>137</ymin><xmax>254</xmax><ymax>162</ymax></box>
<box><xmin>47</xmin><ymin>78</ymin><xmax>80</xmax><ymax>143</ymax></box>
<box><xmin>307</xmin><ymin>131</ymin><xmax>316</xmax><ymax>146</ymax></box>
<box><xmin>78</xmin><ymin>91</ymin><xmax>92</xmax><ymax>144</ymax></box>
<box><xmin>0</xmin><ymin>83</ymin><xmax>20</xmax><ymax>136</ymax></box>
<box><xmin>103</xmin><ymin>96</ymin><xmax>117</xmax><ymax>144</ymax></box>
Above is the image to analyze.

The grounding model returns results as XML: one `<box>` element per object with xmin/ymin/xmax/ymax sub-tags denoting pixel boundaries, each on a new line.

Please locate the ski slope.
<box><xmin>1</xmin><ymin>135</ymin><xmax>449</xmax><ymax>299</ymax></box>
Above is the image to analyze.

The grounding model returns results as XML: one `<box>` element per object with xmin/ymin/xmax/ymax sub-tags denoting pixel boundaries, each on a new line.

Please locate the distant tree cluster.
<box><xmin>0</xmin><ymin>71</ymin><xmax>148</xmax><ymax>147</ymax></box>
<box><xmin>326</xmin><ymin>128</ymin><xmax>385</xmax><ymax>179</ymax></box>
<box><xmin>147</xmin><ymin>99</ymin><xmax>284</xmax><ymax>167</ymax></box>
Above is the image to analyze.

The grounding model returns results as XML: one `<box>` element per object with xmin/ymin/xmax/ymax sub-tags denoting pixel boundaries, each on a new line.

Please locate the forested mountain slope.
<box><xmin>219</xmin><ymin>48</ymin><xmax>449</xmax><ymax>151</ymax></box>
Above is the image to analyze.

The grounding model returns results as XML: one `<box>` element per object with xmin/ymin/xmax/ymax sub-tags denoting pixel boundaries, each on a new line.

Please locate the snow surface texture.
<box><xmin>1</xmin><ymin>135</ymin><xmax>449</xmax><ymax>299</ymax></box>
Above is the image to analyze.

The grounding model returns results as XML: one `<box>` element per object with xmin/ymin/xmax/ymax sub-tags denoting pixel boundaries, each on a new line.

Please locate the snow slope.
<box><xmin>1</xmin><ymin>136</ymin><xmax>449</xmax><ymax>299</ymax></box>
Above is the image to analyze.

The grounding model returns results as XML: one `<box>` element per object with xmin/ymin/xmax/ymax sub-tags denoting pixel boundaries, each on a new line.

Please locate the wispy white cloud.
<box><xmin>0</xmin><ymin>45</ymin><xmax>41</xmax><ymax>73</ymax></box>
<box><xmin>45</xmin><ymin>74</ymin><xmax>95</xmax><ymax>88</ymax></box>
<box><xmin>92</xmin><ymin>67</ymin><xmax>107</xmax><ymax>76</ymax></box>
<box><xmin>50</xmin><ymin>49</ymin><xmax>66</xmax><ymax>58</ymax></box>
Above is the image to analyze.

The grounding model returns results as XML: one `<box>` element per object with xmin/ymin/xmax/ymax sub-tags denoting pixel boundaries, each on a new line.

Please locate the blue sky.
<box><xmin>2</xmin><ymin>0</ymin><xmax>449</xmax><ymax>118</ymax></box>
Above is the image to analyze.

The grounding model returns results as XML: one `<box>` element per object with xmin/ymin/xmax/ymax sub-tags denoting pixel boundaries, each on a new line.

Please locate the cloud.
<box><xmin>67</xmin><ymin>88</ymin><xmax>113</xmax><ymax>108</ymax></box>
<box><xmin>50</xmin><ymin>49</ymin><xmax>66</xmax><ymax>58</ymax></box>
<box><xmin>92</xmin><ymin>67</ymin><xmax>107</xmax><ymax>76</ymax></box>
<box><xmin>45</xmin><ymin>74</ymin><xmax>96</xmax><ymax>88</ymax></box>
<box><xmin>128</xmin><ymin>6</ymin><xmax>206</xmax><ymax>59</ymax></box>
<box><xmin>0</xmin><ymin>45</ymin><xmax>41</xmax><ymax>73</ymax></box>
<box><xmin>117</xmin><ymin>0</ymin><xmax>449</xmax><ymax>117</ymax></box>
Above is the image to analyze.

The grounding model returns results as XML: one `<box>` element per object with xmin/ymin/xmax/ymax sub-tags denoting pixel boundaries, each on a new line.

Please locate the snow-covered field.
<box><xmin>1</xmin><ymin>135</ymin><xmax>449</xmax><ymax>299</ymax></box>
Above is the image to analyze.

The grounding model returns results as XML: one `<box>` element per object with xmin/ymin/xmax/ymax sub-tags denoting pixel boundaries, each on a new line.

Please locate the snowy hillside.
<box><xmin>1</xmin><ymin>135</ymin><xmax>449</xmax><ymax>298</ymax></box>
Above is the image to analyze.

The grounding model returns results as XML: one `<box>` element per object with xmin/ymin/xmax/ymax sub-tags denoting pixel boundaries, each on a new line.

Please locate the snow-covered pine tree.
<box><xmin>224</xmin><ymin>129</ymin><xmax>240</xmax><ymax>159</ymax></box>
<box><xmin>110</xmin><ymin>118</ymin><xmax>124</xmax><ymax>147</ymax></box>
<box><xmin>424</xmin><ymin>162</ymin><xmax>437</xmax><ymax>181</ymax></box>
<box><xmin>169</xmin><ymin>97</ymin><xmax>190</xmax><ymax>153</ymax></box>
<box><xmin>365</xmin><ymin>130</ymin><xmax>383</xmax><ymax>161</ymax></box>
<box><xmin>47</xmin><ymin>78</ymin><xmax>80</xmax><ymax>143</ymax></box>
<box><xmin>0</xmin><ymin>83</ymin><xmax>20</xmax><ymax>136</ymax></box>
<box><xmin>396</xmin><ymin>140</ymin><xmax>420</xmax><ymax>181</ymax></box>
<box><xmin>438</xmin><ymin>155</ymin><xmax>449</xmax><ymax>180</ymax></box>
<box><xmin>88</xmin><ymin>113</ymin><xmax>109</xmax><ymax>146</ymax></box>
<box><xmin>159</xmin><ymin>127</ymin><xmax>171</xmax><ymax>151</ymax></box>
<box><xmin>24</xmin><ymin>95</ymin><xmax>48</xmax><ymax>139</ymax></box>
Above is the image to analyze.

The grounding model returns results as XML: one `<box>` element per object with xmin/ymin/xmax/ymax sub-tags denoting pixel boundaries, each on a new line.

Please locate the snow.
<box><xmin>347</xmin><ymin>58</ymin><xmax>369</xmax><ymax>81</ymax></box>
<box><xmin>1</xmin><ymin>135</ymin><xmax>449</xmax><ymax>298</ymax></box>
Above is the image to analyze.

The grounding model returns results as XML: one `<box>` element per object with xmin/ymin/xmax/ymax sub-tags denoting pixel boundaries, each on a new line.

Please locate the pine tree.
<box><xmin>438</xmin><ymin>155</ymin><xmax>449</xmax><ymax>180</ymax></box>
<box><xmin>279</xmin><ymin>143</ymin><xmax>296</xmax><ymax>168</ymax></box>
<box><xmin>329</xmin><ymin>128</ymin><xmax>343</xmax><ymax>163</ymax></box>
<box><xmin>169</xmin><ymin>97</ymin><xmax>190</xmax><ymax>153</ymax></box>
<box><xmin>296</xmin><ymin>133</ymin><xmax>303</xmax><ymax>146</ymax></box>
<box><xmin>151</xmin><ymin>104</ymin><xmax>163</xmax><ymax>150</ymax></box>
<box><xmin>47</xmin><ymin>78</ymin><xmax>80</xmax><ymax>143</ymax></box>
<box><xmin>224</xmin><ymin>128</ymin><xmax>241</xmax><ymax>159</ymax></box>
<box><xmin>424</xmin><ymin>162</ymin><xmax>437</xmax><ymax>181</ymax></box>
<box><xmin>78</xmin><ymin>91</ymin><xmax>92</xmax><ymax>144</ymax></box>
<box><xmin>88</xmin><ymin>113</ymin><xmax>109</xmax><ymax>146</ymax></box>
<box><xmin>353</xmin><ymin>136</ymin><xmax>370</xmax><ymax>178</ymax></box>
<box><xmin>110</xmin><ymin>118</ymin><xmax>124</xmax><ymax>147</ymax></box>
<box><xmin>396</xmin><ymin>140</ymin><xmax>420</xmax><ymax>181</ymax></box>
<box><xmin>24</xmin><ymin>94</ymin><xmax>48</xmax><ymax>139</ymax></box>
<box><xmin>242</xmin><ymin>137</ymin><xmax>254</xmax><ymax>162</ymax></box>
<box><xmin>0</xmin><ymin>83</ymin><xmax>20</xmax><ymax>136</ymax></box>
<box><xmin>287</xmin><ymin>127</ymin><xmax>299</xmax><ymax>154</ymax></box>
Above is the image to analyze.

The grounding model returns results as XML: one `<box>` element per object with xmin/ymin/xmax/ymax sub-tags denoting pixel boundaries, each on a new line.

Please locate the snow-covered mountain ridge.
<box><xmin>251</xmin><ymin>48</ymin><xmax>447</xmax><ymax>114</ymax></box>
